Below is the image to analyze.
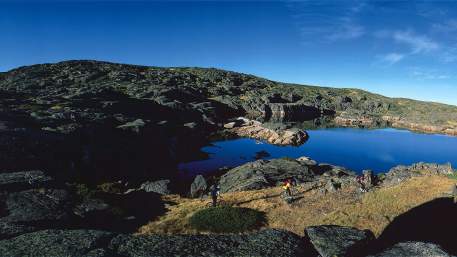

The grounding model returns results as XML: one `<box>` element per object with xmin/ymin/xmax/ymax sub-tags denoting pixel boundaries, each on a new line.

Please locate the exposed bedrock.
<box><xmin>265</xmin><ymin>103</ymin><xmax>323</xmax><ymax>122</ymax></box>
<box><xmin>224</xmin><ymin>118</ymin><xmax>308</xmax><ymax>146</ymax></box>
<box><xmin>218</xmin><ymin>157</ymin><xmax>357</xmax><ymax>193</ymax></box>
<box><xmin>0</xmin><ymin>229</ymin><xmax>311</xmax><ymax>257</ymax></box>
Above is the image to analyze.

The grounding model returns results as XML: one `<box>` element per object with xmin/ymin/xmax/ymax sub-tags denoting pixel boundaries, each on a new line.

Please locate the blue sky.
<box><xmin>1</xmin><ymin>1</ymin><xmax>457</xmax><ymax>105</ymax></box>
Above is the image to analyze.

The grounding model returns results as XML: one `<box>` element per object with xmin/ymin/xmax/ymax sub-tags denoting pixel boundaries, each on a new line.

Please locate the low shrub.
<box><xmin>70</xmin><ymin>183</ymin><xmax>96</xmax><ymax>200</ymax></box>
<box><xmin>447</xmin><ymin>172</ymin><xmax>457</xmax><ymax>180</ymax></box>
<box><xmin>189</xmin><ymin>206</ymin><xmax>266</xmax><ymax>233</ymax></box>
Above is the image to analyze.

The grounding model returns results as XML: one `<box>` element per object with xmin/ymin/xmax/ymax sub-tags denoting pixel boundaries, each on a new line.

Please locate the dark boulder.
<box><xmin>0</xmin><ymin>170</ymin><xmax>53</xmax><ymax>192</ymax></box>
<box><xmin>190</xmin><ymin>175</ymin><xmax>207</xmax><ymax>198</ymax></box>
<box><xmin>304</xmin><ymin>225</ymin><xmax>375</xmax><ymax>257</ymax></box>
<box><xmin>219</xmin><ymin>159</ymin><xmax>315</xmax><ymax>193</ymax></box>
<box><xmin>0</xmin><ymin>189</ymin><xmax>74</xmax><ymax>239</ymax></box>
<box><xmin>0</xmin><ymin>229</ymin><xmax>115</xmax><ymax>257</ymax></box>
<box><xmin>139</xmin><ymin>179</ymin><xmax>171</xmax><ymax>195</ymax></box>
<box><xmin>109</xmin><ymin>229</ymin><xmax>310</xmax><ymax>257</ymax></box>
<box><xmin>368</xmin><ymin>242</ymin><xmax>454</xmax><ymax>257</ymax></box>
<box><xmin>73</xmin><ymin>198</ymin><xmax>110</xmax><ymax>218</ymax></box>
<box><xmin>1</xmin><ymin>189</ymin><xmax>72</xmax><ymax>224</ymax></box>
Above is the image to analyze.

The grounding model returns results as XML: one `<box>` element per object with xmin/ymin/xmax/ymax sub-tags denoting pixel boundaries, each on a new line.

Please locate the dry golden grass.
<box><xmin>138</xmin><ymin>176</ymin><xmax>455</xmax><ymax>237</ymax></box>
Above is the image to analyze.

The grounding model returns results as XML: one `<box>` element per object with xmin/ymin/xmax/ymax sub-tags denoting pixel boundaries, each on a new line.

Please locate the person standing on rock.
<box><xmin>211</xmin><ymin>184</ymin><xmax>220</xmax><ymax>207</ymax></box>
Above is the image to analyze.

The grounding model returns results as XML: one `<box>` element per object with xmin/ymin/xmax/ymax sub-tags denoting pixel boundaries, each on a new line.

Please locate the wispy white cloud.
<box><xmin>432</xmin><ymin>19</ymin><xmax>457</xmax><ymax>33</ymax></box>
<box><xmin>381</xmin><ymin>52</ymin><xmax>405</xmax><ymax>65</ymax></box>
<box><xmin>287</xmin><ymin>0</ymin><xmax>368</xmax><ymax>43</ymax></box>
<box><xmin>327</xmin><ymin>22</ymin><xmax>365</xmax><ymax>41</ymax></box>
<box><xmin>408</xmin><ymin>67</ymin><xmax>451</xmax><ymax>80</ymax></box>
<box><xmin>392</xmin><ymin>30</ymin><xmax>440</xmax><ymax>54</ymax></box>
<box><xmin>374</xmin><ymin>30</ymin><xmax>440</xmax><ymax>65</ymax></box>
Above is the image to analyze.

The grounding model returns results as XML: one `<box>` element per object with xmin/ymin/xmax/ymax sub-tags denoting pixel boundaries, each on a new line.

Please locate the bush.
<box><xmin>70</xmin><ymin>183</ymin><xmax>96</xmax><ymax>200</ymax></box>
<box><xmin>189</xmin><ymin>206</ymin><xmax>266</xmax><ymax>233</ymax></box>
<box><xmin>447</xmin><ymin>172</ymin><xmax>457</xmax><ymax>180</ymax></box>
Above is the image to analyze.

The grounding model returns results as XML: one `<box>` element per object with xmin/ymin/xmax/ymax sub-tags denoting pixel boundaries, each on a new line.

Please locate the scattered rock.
<box><xmin>304</xmin><ymin>225</ymin><xmax>375</xmax><ymax>257</ymax></box>
<box><xmin>116</xmin><ymin>119</ymin><xmax>146</xmax><ymax>133</ymax></box>
<box><xmin>368</xmin><ymin>241</ymin><xmax>454</xmax><ymax>257</ymax></box>
<box><xmin>383</xmin><ymin>162</ymin><xmax>454</xmax><ymax>187</ymax></box>
<box><xmin>190</xmin><ymin>175</ymin><xmax>207</xmax><ymax>198</ymax></box>
<box><xmin>296</xmin><ymin>156</ymin><xmax>317</xmax><ymax>166</ymax></box>
<box><xmin>139</xmin><ymin>180</ymin><xmax>171</xmax><ymax>195</ymax></box>
<box><xmin>73</xmin><ymin>198</ymin><xmax>110</xmax><ymax>218</ymax></box>
<box><xmin>0</xmin><ymin>170</ymin><xmax>53</xmax><ymax>192</ymax></box>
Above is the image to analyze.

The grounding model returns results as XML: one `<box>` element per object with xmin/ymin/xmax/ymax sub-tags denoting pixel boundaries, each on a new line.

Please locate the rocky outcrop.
<box><xmin>218</xmin><ymin>157</ymin><xmax>358</xmax><ymax>193</ymax></box>
<box><xmin>266</xmin><ymin>103</ymin><xmax>321</xmax><ymax>121</ymax></box>
<box><xmin>0</xmin><ymin>229</ymin><xmax>310</xmax><ymax>257</ymax></box>
<box><xmin>190</xmin><ymin>175</ymin><xmax>207</xmax><ymax>198</ymax></box>
<box><xmin>382</xmin><ymin>116</ymin><xmax>457</xmax><ymax>136</ymax></box>
<box><xmin>225</xmin><ymin>118</ymin><xmax>308</xmax><ymax>146</ymax></box>
<box><xmin>0</xmin><ymin>170</ymin><xmax>53</xmax><ymax>192</ymax></box>
<box><xmin>383</xmin><ymin>162</ymin><xmax>454</xmax><ymax>187</ymax></box>
<box><xmin>111</xmin><ymin>229</ymin><xmax>309</xmax><ymax>257</ymax></box>
<box><xmin>368</xmin><ymin>241</ymin><xmax>454</xmax><ymax>257</ymax></box>
<box><xmin>139</xmin><ymin>180</ymin><xmax>171</xmax><ymax>195</ymax></box>
<box><xmin>0</xmin><ymin>229</ymin><xmax>115</xmax><ymax>257</ymax></box>
<box><xmin>219</xmin><ymin>158</ymin><xmax>314</xmax><ymax>193</ymax></box>
<box><xmin>304</xmin><ymin>225</ymin><xmax>375</xmax><ymax>257</ymax></box>
<box><xmin>0</xmin><ymin>189</ymin><xmax>73</xmax><ymax>239</ymax></box>
<box><xmin>334</xmin><ymin>115</ymin><xmax>377</xmax><ymax>127</ymax></box>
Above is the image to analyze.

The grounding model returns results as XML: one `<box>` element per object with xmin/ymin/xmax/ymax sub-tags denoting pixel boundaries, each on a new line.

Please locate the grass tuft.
<box><xmin>189</xmin><ymin>206</ymin><xmax>266</xmax><ymax>233</ymax></box>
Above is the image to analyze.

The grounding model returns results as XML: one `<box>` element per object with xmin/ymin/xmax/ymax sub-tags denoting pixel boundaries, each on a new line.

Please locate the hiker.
<box><xmin>283</xmin><ymin>179</ymin><xmax>292</xmax><ymax>197</ymax></box>
<box><xmin>211</xmin><ymin>184</ymin><xmax>220</xmax><ymax>207</ymax></box>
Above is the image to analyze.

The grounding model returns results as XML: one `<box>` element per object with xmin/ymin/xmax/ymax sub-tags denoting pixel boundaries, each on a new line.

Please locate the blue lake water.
<box><xmin>179</xmin><ymin>128</ymin><xmax>457</xmax><ymax>176</ymax></box>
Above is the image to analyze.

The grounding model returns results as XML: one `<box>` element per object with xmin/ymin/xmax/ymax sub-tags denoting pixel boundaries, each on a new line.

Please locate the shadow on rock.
<box><xmin>74</xmin><ymin>191</ymin><xmax>167</xmax><ymax>233</ymax></box>
<box><xmin>374</xmin><ymin>197</ymin><xmax>457</xmax><ymax>255</ymax></box>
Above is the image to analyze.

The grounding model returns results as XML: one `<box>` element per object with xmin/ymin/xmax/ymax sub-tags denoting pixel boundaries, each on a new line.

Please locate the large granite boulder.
<box><xmin>0</xmin><ymin>228</ymin><xmax>311</xmax><ymax>257</ymax></box>
<box><xmin>369</xmin><ymin>242</ymin><xmax>454</xmax><ymax>257</ymax></box>
<box><xmin>1</xmin><ymin>189</ymin><xmax>72</xmax><ymax>224</ymax></box>
<box><xmin>226</xmin><ymin>118</ymin><xmax>308</xmax><ymax>146</ymax></box>
<box><xmin>304</xmin><ymin>225</ymin><xmax>375</xmax><ymax>257</ymax></box>
<box><xmin>190</xmin><ymin>175</ymin><xmax>207</xmax><ymax>198</ymax></box>
<box><xmin>139</xmin><ymin>179</ymin><xmax>171</xmax><ymax>195</ymax></box>
<box><xmin>109</xmin><ymin>229</ymin><xmax>310</xmax><ymax>257</ymax></box>
<box><xmin>0</xmin><ymin>170</ymin><xmax>53</xmax><ymax>192</ymax></box>
<box><xmin>0</xmin><ymin>229</ymin><xmax>115</xmax><ymax>257</ymax></box>
<box><xmin>0</xmin><ymin>189</ymin><xmax>73</xmax><ymax>238</ymax></box>
<box><xmin>219</xmin><ymin>159</ymin><xmax>314</xmax><ymax>193</ymax></box>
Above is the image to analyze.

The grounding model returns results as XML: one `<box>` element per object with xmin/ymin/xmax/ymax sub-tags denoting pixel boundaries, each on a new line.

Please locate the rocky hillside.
<box><xmin>1</xmin><ymin>60</ymin><xmax>457</xmax><ymax>184</ymax></box>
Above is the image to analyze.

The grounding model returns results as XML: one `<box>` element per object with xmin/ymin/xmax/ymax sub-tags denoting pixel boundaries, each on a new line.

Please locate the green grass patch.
<box><xmin>447</xmin><ymin>172</ymin><xmax>457</xmax><ymax>180</ymax></box>
<box><xmin>189</xmin><ymin>206</ymin><xmax>266</xmax><ymax>233</ymax></box>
